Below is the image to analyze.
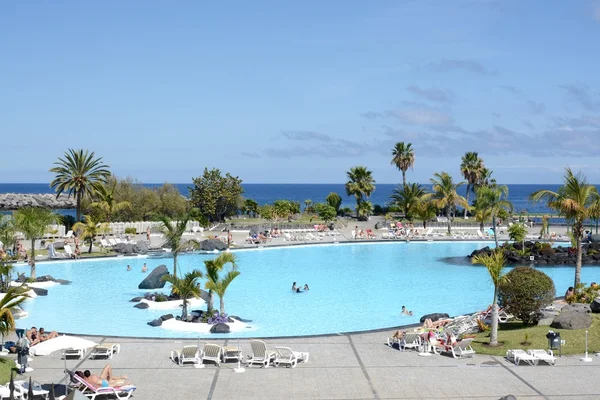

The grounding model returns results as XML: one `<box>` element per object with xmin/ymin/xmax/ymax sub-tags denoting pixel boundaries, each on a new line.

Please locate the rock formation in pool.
<box><xmin>468</xmin><ymin>241</ymin><xmax>600</xmax><ymax>265</ymax></box>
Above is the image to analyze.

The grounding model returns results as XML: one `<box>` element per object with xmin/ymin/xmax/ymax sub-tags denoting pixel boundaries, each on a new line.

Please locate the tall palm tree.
<box><xmin>356</xmin><ymin>201</ymin><xmax>374</xmax><ymax>221</ymax></box>
<box><xmin>530</xmin><ymin>168</ymin><xmax>600</xmax><ymax>287</ymax></box>
<box><xmin>0</xmin><ymin>286</ymin><xmax>30</xmax><ymax>339</ymax></box>
<box><xmin>203</xmin><ymin>252</ymin><xmax>237</xmax><ymax>312</ymax></box>
<box><xmin>14</xmin><ymin>207</ymin><xmax>58</xmax><ymax>279</ymax></box>
<box><xmin>73</xmin><ymin>215</ymin><xmax>109</xmax><ymax>253</ymax></box>
<box><xmin>158</xmin><ymin>212</ymin><xmax>198</xmax><ymax>278</ymax></box>
<box><xmin>430</xmin><ymin>172</ymin><xmax>468</xmax><ymax>234</ymax></box>
<box><xmin>391</xmin><ymin>142</ymin><xmax>415</xmax><ymax>186</ymax></box>
<box><xmin>389</xmin><ymin>183</ymin><xmax>430</xmax><ymax>221</ymax></box>
<box><xmin>161</xmin><ymin>269</ymin><xmax>203</xmax><ymax>320</ymax></box>
<box><xmin>475</xmin><ymin>185</ymin><xmax>513</xmax><ymax>248</ymax></box>
<box><xmin>0</xmin><ymin>216</ymin><xmax>16</xmax><ymax>256</ymax></box>
<box><xmin>460</xmin><ymin>152</ymin><xmax>484</xmax><ymax>217</ymax></box>
<box><xmin>90</xmin><ymin>181</ymin><xmax>131</xmax><ymax>223</ymax></box>
<box><xmin>345</xmin><ymin>166</ymin><xmax>376</xmax><ymax>220</ymax></box>
<box><xmin>414</xmin><ymin>200</ymin><xmax>437</xmax><ymax>229</ymax></box>
<box><xmin>205</xmin><ymin>269</ymin><xmax>240</xmax><ymax>315</ymax></box>
<box><xmin>471</xmin><ymin>250</ymin><xmax>508</xmax><ymax>347</ymax></box>
<box><xmin>49</xmin><ymin>149</ymin><xmax>111</xmax><ymax>221</ymax></box>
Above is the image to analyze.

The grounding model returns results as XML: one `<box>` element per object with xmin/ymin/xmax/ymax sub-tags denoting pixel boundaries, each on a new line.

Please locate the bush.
<box><xmin>566</xmin><ymin>283</ymin><xmax>600</xmax><ymax>304</ymax></box>
<box><xmin>206</xmin><ymin>312</ymin><xmax>229</xmax><ymax>325</ymax></box>
<box><xmin>124</xmin><ymin>227</ymin><xmax>137</xmax><ymax>234</ymax></box>
<box><xmin>498</xmin><ymin>267</ymin><xmax>555</xmax><ymax>325</ymax></box>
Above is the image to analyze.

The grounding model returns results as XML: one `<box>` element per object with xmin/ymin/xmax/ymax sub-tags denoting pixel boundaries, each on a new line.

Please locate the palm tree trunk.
<box><xmin>446</xmin><ymin>206</ymin><xmax>451</xmax><ymax>234</ymax></box>
<box><xmin>575</xmin><ymin>230</ymin><xmax>582</xmax><ymax>287</ymax></box>
<box><xmin>30</xmin><ymin>238</ymin><xmax>36</xmax><ymax>279</ymax></box>
<box><xmin>464</xmin><ymin>184</ymin><xmax>470</xmax><ymax>218</ymax></box>
<box><xmin>492</xmin><ymin>215</ymin><xmax>499</xmax><ymax>248</ymax></box>
<box><xmin>220</xmin><ymin>296</ymin><xmax>225</xmax><ymax>315</ymax></box>
<box><xmin>76</xmin><ymin>191</ymin><xmax>82</xmax><ymax>222</ymax></box>
<box><xmin>402</xmin><ymin>170</ymin><xmax>406</xmax><ymax>186</ymax></box>
<box><xmin>173</xmin><ymin>253</ymin><xmax>178</xmax><ymax>278</ymax></box>
<box><xmin>207</xmin><ymin>290</ymin><xmax>214</xmax><ymax>312</ymax></box>
<box><xmin>490</xmin><ymin>287</ymin><xmax>499</xmax><ymax>346</ymax></box>
<box><xmin>182</xmin><ymin>298</ymin><xmax>188</xmax><ymax>320</ymax></box>
<box><xmin>88</xmin><ymin>238</ymin><xmax>93</xmax><ymax>253</ymax></box>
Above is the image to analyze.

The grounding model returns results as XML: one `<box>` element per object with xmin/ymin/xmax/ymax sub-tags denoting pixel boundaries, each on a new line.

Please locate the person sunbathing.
<box><xmin>38</xmin><ymin>327</ymin><xmax>59</xmax><ymax>342</ymax></box>
<box><xmin>26</xmin><ymin>327</ymin><xmax>41</xmax><ymax>346</ymax></box>
<box><xmin>78</xmin><ymin>365</ymin><xmax>130</xmax><ymax>388</ymax></box>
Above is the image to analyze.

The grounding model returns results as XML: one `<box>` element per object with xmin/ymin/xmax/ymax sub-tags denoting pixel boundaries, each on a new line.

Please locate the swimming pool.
<box><xmin>15</xmin><ymin>242</ymin><xmax>600</xmax><ymax>338</ymax></box>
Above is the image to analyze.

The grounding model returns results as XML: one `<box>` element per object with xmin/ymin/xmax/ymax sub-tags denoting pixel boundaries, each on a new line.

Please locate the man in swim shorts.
<box><xmin>81</xmin><ymin>365</ymin><xmax>130</xmax><ymax>388</ymax></box>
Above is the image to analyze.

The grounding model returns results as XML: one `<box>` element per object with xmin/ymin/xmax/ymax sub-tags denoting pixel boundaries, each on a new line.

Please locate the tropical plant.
<box><xmin>507</xmin><ymin>222</ymin><xmax>527</xmax><ymax>251</ymax></box>
<box><xmin>0</xmin><ymin>261</ymin><xmax>14</xmax><ymax>292</ymax></box>
<box><xmin>204</xmin><ymin>253</ymin><xmax>239</xmax><ymax>315</ymax></box>
<box><xmin>203</xmin><ymin>252</ymin><xmax>238</xmax><ymax>313</ymax></box>
<box><xmin>389</xmin><ymin>183</ymin><xmax>429</xmax><ymax>222</ymax></box>
<box><xmin>356</xmin><ymin>201</ymin><xmax>374</xmax><ymax>220</ymax></box>
<box><xmin>0</xmin><ymin>286</ymin><xmax>30</xmax><ymax>338</ymax></box>
<box><xmin>303</xmin><ymin>199</ymin><xmax>314</xmax><ymax>214</ymax></box>
<box><xmin>475</xmin><ymin>185</ymin><xmax>513</xmax><ymax>248</ymax></box>
<box><xmin>242</xmin><ymin>199</ymin><xmax>259</xmax><ymax>218</ymax></box>
<box><xmin>460</xmin><ymin>152</ymin><xmax>484</xmax><ymax>217</ymax></box>
<box><xmin>0</xmin><ymin>216</ymin><xmax>16</xmax><ymax>256</ymax></box>
<box><xmin>499</xmin><ymin>267</ymin><xmax>555</xmax><ymax>325</ymax></box>
<box><xmin>14</xmin><ymin>207</ymin><xmax>58</xmax><ymax>279</ymax></box>
<box><xmin>345</xmin><ymin>166</ymin><xmax>376</xmax><ymax>220</ymax></box>
<box><xmin>430</xmin><ymin>172</ymin><xmax>468</xmax><ymax>233</ymax></box>
<box><xmin>315</xmin><ymin>204</ymin><xmax>337</xmax><ymax>224</ymax></box>
<box><xmin>189</xmin><ymin>168</ymin><xmax>244</xmax><ymax>223</ymax></box>
<box><xmin>72</xmin><ymin>215</ymin><xmax>109</xmax><ymax>253</ymax></box>
<box><xmin>391</xmin><ymin>142</ymin><xmax>415</xmax><ymax>186</ymax></box>
<box><xmin>49</xmin><ymin>149</ymin><xmax>111</xmax><ymax>221</ymax></box>
<box><xmin>157</xmin><ymin>212</ymin><xmax>199</xmax><ymax>278</ymax></box>
<box><xmin>471</xmin><ymin>249</ymin><xmax>509</xmax><ymax>346</ymax></box>
<box><xmin>540</xmin><ymin>215</ymin><xmax>550</xmax><ymax>237</ymax></box>
<box><xmin>326</xmin><ymin>192</ymin><xmax>342</xmax><ymax>215</ymax></box>
<box><xmin>565</xmin><ymin>283</ymin><xmax>599</xmax><ymax>304</ymax></box>
<box><xmin>90</xmin><ymin>180</ymin><xmax>131</xmax><ymax>223</ymax></box>
<box><xmin>258</xmin><ymin>204</ymin><xmax>276</xmax><ymax>222</ymax></box>
<box><xmin>413</xmin><ymin>201</ymin><xmax>437</xmax><ymax>229</ymax></box>
<box><xmin>161</xmin><ymin>269</ymin><xmax>203</xmax><ymax>320</ymax></box>
<box><xmin>273</xmin><ymin>200</ymin><xmax>297</xmax><ymax>221</ymax></box>
<box><xmin>530</xmin><ymin>168</ymin><xmax>600</xmax><ymax>287</ymax></box>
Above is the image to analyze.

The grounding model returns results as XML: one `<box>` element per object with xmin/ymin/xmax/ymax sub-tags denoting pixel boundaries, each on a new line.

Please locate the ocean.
<box><xmin>0</xmin><ymin>182</ymin><xmax>569</xmax><ymax>215</ymax></box>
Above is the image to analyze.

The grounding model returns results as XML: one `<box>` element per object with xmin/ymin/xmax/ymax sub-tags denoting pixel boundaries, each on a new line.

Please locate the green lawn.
<box><xmin>0</xmin><ymin>357</ymin><xmax>16</xmax><ymax>385</ymax></box>
<box><xmin>471</xmin><ymin>314</ymin><xmax>600</xmax><ymax>356</ymax></box>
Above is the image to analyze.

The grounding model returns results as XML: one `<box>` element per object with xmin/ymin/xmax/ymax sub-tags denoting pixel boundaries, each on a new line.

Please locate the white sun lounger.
<box><xmin>274</xmin><ymin>347</ymin><xmax>309</xmax><ymax>368</ymax></box>
<box><xmin>91</xmin><ymin>343</ymin><xmax>121</xmax><ymax>359</ymax></box>
<box><xmin>507</xmin><ymin>349</ymin><xmax>539</xmax><ymax>366</ymax></box>
<box><xmin>171</xmin><ymin>345</ymin><xmax>200</xmax><ymax>366</ymax></box>
<box><xmin>438</xmin><ymin>338</ymin><xmax>476</xmax><ymax>359</ymax></box>
<box><xmin>200</xmin><ymin>343</ymin><xmax>223</xmax><ymax>366</ymax></box>
<box><xmin>247</xmin><ymin>340</ymin><xmax>277</xmax><ymax>367</ymax></box>
<box><xmin>528</xmin><ymin>349</ymin><xmax>557</xmax><ymax>365</ymax></box>
<box><xmin>398</xmin><ymin>333</ymin><xmax>422</xmax><ymax>352</ymax></box>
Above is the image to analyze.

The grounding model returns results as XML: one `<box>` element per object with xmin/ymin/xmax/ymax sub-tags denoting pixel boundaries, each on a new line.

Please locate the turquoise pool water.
<box><xmin>14</xmin><ymin>242</ymin><xmax>600</xmax><ymax>338</ymax></box>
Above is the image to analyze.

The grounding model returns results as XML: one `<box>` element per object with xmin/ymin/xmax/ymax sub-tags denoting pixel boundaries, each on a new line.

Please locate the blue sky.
<box><xmin>2</xmin><ymin>0</ymin><xmax>600</xmax><ymax>184</ymax></box>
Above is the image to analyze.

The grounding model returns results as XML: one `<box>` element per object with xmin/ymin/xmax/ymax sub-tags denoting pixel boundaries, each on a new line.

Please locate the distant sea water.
<box><xmin>0</xmin><ymin>183</ymin><xmax>571</xmax><ymax>215</ymax></box>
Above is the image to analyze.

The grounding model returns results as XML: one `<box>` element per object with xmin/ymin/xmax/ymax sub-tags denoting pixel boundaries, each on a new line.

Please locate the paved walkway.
<box><xmin>12</xmin><ymin>329</ymin><xmax>600</xmax><ymax>400</ymax></box>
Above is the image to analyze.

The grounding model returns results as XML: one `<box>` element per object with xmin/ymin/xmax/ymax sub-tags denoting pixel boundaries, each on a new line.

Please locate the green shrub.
<box><xmin>566</xmin><ymin>283</ymin><xmax>599</xmax><ymax>304</ymax></box>
<box><xmin>588</xmin><ymin>249</ymin><xmax>598</xmax><ymax>255</ymax></box>
<box><xmin>499</xmin><ymin>266</ymin><xmax>555</xmax><ymax>325</ymax></box>
<box><xmin>124</xmin><ymin>227</ymin><xmax>137</xmax><ymax>234</ymax></box>
<box><xmin>154</xmin><ymin>294</ymin><xmax>169</xmax><ymax>302</ymax></box>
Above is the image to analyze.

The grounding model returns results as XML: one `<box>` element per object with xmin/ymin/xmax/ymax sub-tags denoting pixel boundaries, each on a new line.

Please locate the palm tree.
<box><xmin>460</xmin><ymin>152</ymin><xmax>484</xmax><ymax>217</ymax></box>
<box><xmin>161</xmin><ymin>269</ymin><xmax>203</xmax><ymax>320</ymax></box>
<box><xmin>413</xmin><ymin>201</ymin><xmax>437</xmax><ymax>229</ymax></box>
<box><xmin>391</xmin><ymin>142</ymin><xmax>415</xmax><ymax>186</ymax></box>
<box><xmin>471</xmin><ymin>250</ymin><xmax>508</xmax><ymax>347</ymax></box>
<box><xmin>0</xmin><ymin>286</ymin><xmax>30</xmax><ymax>339</ymax></box>
<box><xmin>475</xmin><ymin>185</ymin><xmax>513</xmax><ymax>248</ymax></box>
<box><xmin>476</xmin><ymin>185</ymin><xmax>513</xmax><ymax>247</ymax></box>
<box><xmin>356</xmin><ymin>201</ymin><xmax>373</xmax><ymax>221</ymax></box>
<box><xmin>430</xmin><ymin>172</ymin><xmax>468</xmax><ymax>234</ymax></box>
<box><xmin>203</xmin><ymin>253</ymin><xmax>237</xmax><ymax>312</ymax></box>
<box><xmin>326</xmin><ymin>192</ymin><xmax>342</xmax><ymax>215</ymax></box>
<box><xmin>90</xmin><ymin>180</ymin><xmax>131</xmax><ymax>223</ymax></box>
<box><xmin>158</xmin><ymin>212</ymin><xmax>198</xmax><ymax>278</ymax></box>
<box><xmin>49</xmin><ymin>149</ymin><xmax>111</xmax><ymax>221</ymax></box>
<box><xmin>73</xmin><ymin>215</ymin><xmax>109</xmax><ymax>253</ymax></box>
<box><xmin>345</xmin><ymin>166</ymin><xmax>376</xmax><ymax>220</ymax></box>
<box><xmin>205</xmin><ymin>268</ymin><xmax>240</xmax><ymax>315</ymax></box>
<box><xmin>14</xmin><ymin>207</ymin><xmax>58</xmax><ymax>279</ymax></box>
<box><xmin>389</xmin><ymin>183</ymin><xmax>430</xmax><ymax>221</ymax></box>
<box><xmin>530</xmin><ymin>168</ymin><xmax>600</xmax><ymax>287</ymax></box>
<box><xmin>0</xmin><ymin>216</ymin><xmax>16</xmax><ymax>256</ymax></box>
<box><xmin>507</xmin><ymin>222</ymin><xmax>527</xmax><ymax>251</ymax></box>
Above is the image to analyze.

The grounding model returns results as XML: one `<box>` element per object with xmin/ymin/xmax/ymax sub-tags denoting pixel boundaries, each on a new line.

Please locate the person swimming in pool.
<box><xmin>401</xmin><ymin>306</ymin><xmax>413</xmax><ymax>316</ymax></box>
<box><xmin>292</xmin><ymin>282</ymin><xmax>297</xmax><ymax>291</ymax></box>
<box><xmin>303</xmin><ymin>284</ymin><xmax>309</xmax><ymax>291</ymax></box>
<box><xmin>79</xmin><ymin>365</ymin><xmax>130</xmax><ymax>388</ymax></box>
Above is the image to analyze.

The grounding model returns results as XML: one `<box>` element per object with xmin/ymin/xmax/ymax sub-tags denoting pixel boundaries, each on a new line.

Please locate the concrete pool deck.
<box><xmin>9</xmin><ymin>328</ymin><xmax>600</xmax><ymax>400</ymax></box>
